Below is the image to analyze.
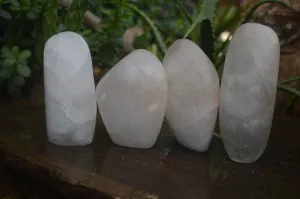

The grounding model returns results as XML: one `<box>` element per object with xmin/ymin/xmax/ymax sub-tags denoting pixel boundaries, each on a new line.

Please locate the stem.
<box><xmin>215</xmin><ymin>34</ymin><xmax>231</xmax><ymax>58</ymax></box>
<box><xmin>279</xmin><ymin>77</ymin><xmax>300</xmax><ymax>84</ymax></box>
<box><xmin>216</xmin><ymin>6</ymin><xmax>235</xmax><ymax>35</ymax></box>
<box><xmin>175</xmin><ymin>0</ymin><xmax>193</xmax><ymax>24</ymax></box>
<box><xmin>116</xmin><ymin>2</ymin><xmax>167</xmax><ymax>54</ymax></box>
<box><xmin>183</xmin><ymin>0</ymin><xmax>218</xmax><ymax>39</ymax></box>
<box><xmin>243</xmin><ymin>0</ymin><xmax>297</xmax><ymax>23</ymax></box>
<box><xmin>277</xmin><ymin>84</ymin><xmax>300</xmax><ymax>97</ymax></box>
<box><xmin>215</xmin><ymin>52</ymin><xmax>226</xmax><ymax>71</ymax></box>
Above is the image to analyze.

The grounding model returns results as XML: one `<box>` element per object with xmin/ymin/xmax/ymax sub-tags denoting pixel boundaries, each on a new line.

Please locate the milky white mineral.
<box><xmin>163</xmin><ymin>39</ymin><xmax>220</xmax><ymax>152</ymax></box>
<box><xmin>44</xmin><ymin>31</ymin><xmax>97</xmax><ymax>146</ymax></box>
<box><xmin>96</xmin><ymin>49</ymin><xmax>168</xmax><ymax>148</ymax></box>
<box><xmin>219</xmin><ymin>23</ymin><xmax>280</xmax><ymax>163</ymax></box>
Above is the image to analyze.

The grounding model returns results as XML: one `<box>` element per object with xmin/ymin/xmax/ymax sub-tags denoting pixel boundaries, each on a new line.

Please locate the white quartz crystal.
<box><xmin>96</xmin><ymin>49</ymin><xmax>168</xmax><ymax>148</ymax></box>
<box><xmin>219</xmin><ymin>23</ymin><xmax>280</xmax><ymax>163</ymax></box>
<box><xmin>43</xmin><ymin>31</ymin><xmax>97</xmax><ymax>146</ymax></box>
<box><xmin>163</xmin><ymin>39</ymin><xmax>220</xmax><ymax>152</ymax></box>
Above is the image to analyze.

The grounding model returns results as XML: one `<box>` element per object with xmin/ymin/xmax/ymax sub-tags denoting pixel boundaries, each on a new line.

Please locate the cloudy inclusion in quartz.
<box><xmin>44</xmin><ymin>31</ymin><xmax>97</xmax><ymax>146</ymax></box>
<box><xmin>96</xmin><ymin>49</ymin><xmax>168</xmax><ymax>148</ymax></box>
<box><xmin>219</xmin><ymin>23</ymin><xmax>280</xmax><ymax>163</ymax></box>
<box><xmin>163</xmin><ymin>39</ymin><xmax>220</xmax><ymax>152</ymax></box>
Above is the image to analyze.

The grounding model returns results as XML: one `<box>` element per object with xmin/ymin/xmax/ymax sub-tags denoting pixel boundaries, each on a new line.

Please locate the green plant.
<box><xmin>0</xmin><ymin>0</ymin><xmax>45</xmax><ymax>20</ymax></box>
<box><xmin>0</xmin><ymin>0</ymin><xmax>45</xmax><ymax>48</ymax></box>
<box><xmin>62</xmin><ymin>0</ymin><xmax>89</xmax><ymax>32</ymax></box>
<box><xmin>278</xmin><ymin>77</ymin><xmax>300</xmax><ymax>97</ymax></box>
<box><xmin>0</xmin><ymin>0</ymin><xmax>91</xmax><ymax>97</ymax></box>
<box><xmin>110</xmin><ymin>0</ymin><xmax>300</xmax><ymax>98</ymax></box>
<box><xmin>85</xmin><ymin>0</ymin><xmax>188</xmax><ymax>68</ymax></box>
<box><xmin>35</xmin><ymin>0</ymin><xmax>59</xmax><ymax>67</ymax></box>
<box><xmin>2</xmin><ymin>0</ymin><xmax>299</xmax><ymax>101</ymax></box>
<box><xmin>0</xmin><ymin>46</ymin><xmax>32</xmax><ymax>97</ymax></box>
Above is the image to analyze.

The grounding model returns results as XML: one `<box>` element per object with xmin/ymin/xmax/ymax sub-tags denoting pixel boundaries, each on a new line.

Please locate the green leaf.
<box><xmin>190</xmin><ymin>0</ymin><xmax>204</xmax><ymax>44</ymax></box>
<box><xmin>17</xmin><ymin>64</ymin><xmax>31</xmax><ymax>77</ymax></box>
<box><xmin>64</xmin><ymin>0</ymin><xmax>88</xmax><ymax>32</ymax></box>
<box><xmin>0</xmin><ymin>9</ymin><xmax>12</xmax><ymax>19</ymax></box>
<box><xmin>279</xmin><ymin>77</ymin><xmax>300</xmax><ymax>84</ymax></box>
<box><xmin>184</xmin><ymin>0</ymin><xmax>218</xmax><ymax>38</ymax></box>
<box><xmin>35</xmin><ymin>0</ymin><xmax>59</xmax><ymax>67</ymax></box>
<box><xmin>215</xmin><ymin>6</ymin><xmax>239</xmax><ymax>36</ymax></box>
<box><xmin>117</xmin><ymin>2</ymin><xmax>167</xmax><ymax>54</ymax></box>
<box><xmin>1</xmin><ymin>46</ymin><xmax>14</xmax><ymax>59</ymax></box>
<box><xmin>13</xmin><ymin>76</ymin><xmax>25</xmax><ymax>87</ymax></box>
<box><xmin>80</xmin><ymin>29</ymin><xmax>92</xmax><ymax>37</ymax></box>
<box><xmin>215</xmin><ymin>32</ymin><xmax>232</xmax><ymax>62</ymax></box>
<box><xmin>10</xmin><ymin>0</ymin><xmax>20</xmax><ymax>7</ymax></box>
<box><xmin>218</xmin><ymin>6</ymin><xmax>237</xmax><ymax>24</ymax></box>
<box><xmin>200</xmin><ymin>19</ymin><xmax>214</xmax><ymax>62</ymax></box>
<box><xmin>277</xmin><ymin>84</ymin><xmax>300</xmax><ymax>97</ymax></box>
<box><xmin>18</xmin><ymin>50</ymin><xmax>32</xmax><ymax>62</ymax></box>
<box><xmin>12</xmin><ymin>46</ymin><xmax>20</xmax><ymax>57</ymax></box>
<box><xmin>175</xmin><ymin>0</ymin><xmax>193</xmax><ymax>24</ymax></box>
<box><xmin>3</xmin><ymin>58</ymin><xmax>16</xmax><ymax>67</ymax></box>
<box><xmin>0</xmin><ymin>67</ymin><xmax>13</xmax><ymax>79</ymax></box>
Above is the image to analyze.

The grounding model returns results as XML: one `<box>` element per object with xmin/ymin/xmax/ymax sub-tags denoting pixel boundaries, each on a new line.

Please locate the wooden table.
<box><xmin>0</xmin><ymin>98</ymin><xmax>299</xmax><ymax>199</ymax></box>
<box><xmin>0</xmin><ymin>165</ymin><xmax>68</xmax><ymax>199</ymax></box>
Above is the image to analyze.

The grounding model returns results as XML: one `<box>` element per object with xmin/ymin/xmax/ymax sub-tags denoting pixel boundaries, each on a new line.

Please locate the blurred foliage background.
<box><xmin>0</xmin><ymin>0</ymin><xmax>299</xmax><ymax>113</ymax></box>
<box><xmin>0</xmin><ymin>0</ymin><xmax>191</xmax><ymax>97</ymax></box>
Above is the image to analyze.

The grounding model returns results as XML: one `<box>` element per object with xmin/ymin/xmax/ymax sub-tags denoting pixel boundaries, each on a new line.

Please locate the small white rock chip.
<box><xmin>44</xmin><ymin>31</ymin><xmax>97</xmax><ymax>146</ymax></box>
<box><xmin>219</xmin><ymin>23</ymin><xmax>280</xmax><ymax>163</ymax></box>
<box><xmin>96</xmin><ymin>49</ymin><xmax>168</xmax><ymax>148</ymax></box>
<box><xmin>163</xmin><ymin>39</ymin><xmax>220</xmax><ymax>152</ymax></box>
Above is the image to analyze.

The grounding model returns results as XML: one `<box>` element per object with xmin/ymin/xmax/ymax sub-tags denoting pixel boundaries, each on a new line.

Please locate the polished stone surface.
<box><xmin>96</xmin><ymin>49</ymin><xmax>168</xmax><ymax>148</ymax></box>
<box><xmin>219</xmin><ymin>23</ymin><xmax>280</xmax><ymax>163</ymax></box>
<box><xmin>163</xmin><ymin>39</ymin><xmax>219</xmax><ymax>152</ymax></box>
<box><xmin>0</xmin><ymin>97</ymin><xmax>299</xmax><ymax>199</ymax></box>
<box><xmin>43</xmin><ymin>31</ymin><xmax>97</xmax><ymax>146</ymax></box>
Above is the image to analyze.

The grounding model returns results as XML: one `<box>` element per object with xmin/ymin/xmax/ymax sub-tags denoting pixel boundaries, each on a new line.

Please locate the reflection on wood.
<box><xmin>0</xmin><ymin>97</ymin><xmax>299</xmax><ymax>199</ymax></box>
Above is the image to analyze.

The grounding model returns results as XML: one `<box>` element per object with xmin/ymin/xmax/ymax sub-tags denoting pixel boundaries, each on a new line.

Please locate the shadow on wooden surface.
<box><xmin>0</xmin><ymin>97</ymin><xmax>299</xmax><ymax>199</ymax></box>
<box><xmin>0</xmin><ymin>165</ymin><xmax>68</xmax><ymax>199</ymax></box>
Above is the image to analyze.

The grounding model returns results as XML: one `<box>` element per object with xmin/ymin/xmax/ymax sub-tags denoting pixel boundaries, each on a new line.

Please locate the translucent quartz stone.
<box><xmin>163</xmin><ymin>39</ymin><xmax>220</xmax><ymax>152</ymax></box>
<box><xmin>219</xmin><ymin>23</ymin><xmax>280</xmax><ymax>163</ymax></box>
<box><xmin>96</xmin><ymin>49</ymin><xmax>168</xmax><ymax>148</ymax></box>
<box><xmin>44</xmin><ymin>31</ymin><xmax>97</xmax><ymax>146</ymax></box>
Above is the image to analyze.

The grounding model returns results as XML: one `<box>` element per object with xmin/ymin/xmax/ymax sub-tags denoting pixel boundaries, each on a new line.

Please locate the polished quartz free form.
<box><xmin>96</xmin><ymin>49</ymin><xmax>168</xmax><ymax>148</ymax></box>
<box><xmin>163</xmin><ymin>39</ymin><xmax>220</xmax><ymax>152</ymax></box>
<box><xmin>219</xmin><ymin>23</ymin><xmax>280</xmax><ymax>163</ymax></box>
<box><xmin>44</xmin><ymin>31</ymin><xmax>97</xmax><ymax>146</ymax></box>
